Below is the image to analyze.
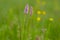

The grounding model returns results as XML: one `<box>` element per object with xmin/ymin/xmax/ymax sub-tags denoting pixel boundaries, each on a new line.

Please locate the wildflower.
<box><xmin>37</xmin><ymin>11</ymin><xmax>41</xmax><ymax>15</ymax></box>
<box><xmin>42</xmin><ymin>11</ymin><xmax>46</xmax><ymax>15</ymax></box>
<box><xmin>24</xmin><ymin>4</ymin><xmax>29</xmax><ymax>15</ymax></box>
<box><xmin>49</xmin><ymin>18</ymin><xmax>54</xmax><ymax>21</ymax></box>
<box><xmin>30</xmin><ymin>6</ymin><xmax>33</xmax><ymax>16</ymax></box>
<box><xmin>37</xmin><ymin>17</ymin><xmax>41</xmax><ymax>22</ymax></box>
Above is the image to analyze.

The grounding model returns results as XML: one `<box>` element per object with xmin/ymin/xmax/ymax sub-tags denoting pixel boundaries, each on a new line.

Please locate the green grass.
<box><xmin>0</xmin><ymin>0</ymin><xmax>60</xmax><ymax>40</ymax></box>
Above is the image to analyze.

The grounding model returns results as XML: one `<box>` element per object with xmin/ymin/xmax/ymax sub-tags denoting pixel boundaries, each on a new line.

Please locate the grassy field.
<box><xmin>0</xmin><ymin>0</ymin><xmax>60</xmax><ymax>40</ymax></box>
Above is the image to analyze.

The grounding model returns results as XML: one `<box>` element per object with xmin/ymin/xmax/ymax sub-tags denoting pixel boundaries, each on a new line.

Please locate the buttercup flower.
<box><xmin>37</xmin><ymin>17</ymin><xmax>41</xmax><ymax>22</ymax></box>
<box><xmin>42</xmin><ymin>11</ymin><xmax>46</xmax><ymax>15</ymax></box>
<box><xmin>37</xmin><ymin>11</ymin><xmax>41</xmax><ymax>15</ymax></box>
<box><xmin>49</xmin><ymin>18</ymin><xmax>54</xmax><ymax>21</ymax></box>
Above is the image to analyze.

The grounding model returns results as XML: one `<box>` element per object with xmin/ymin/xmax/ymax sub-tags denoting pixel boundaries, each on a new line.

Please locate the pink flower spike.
<box><xmin>30</xmin><ymin>6</ymin><xmax>33</xmax><ymax>16</ymax></box>
<box><xmin>24</xmin><ymin>4</ymin><xmax>29</xmax><ymax>14</ymax></box>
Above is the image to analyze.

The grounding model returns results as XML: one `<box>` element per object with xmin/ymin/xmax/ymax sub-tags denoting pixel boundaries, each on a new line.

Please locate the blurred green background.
<box><xmin>0</xmin><ymin>0</ymin><xmax>60</xmax><ymax>40</ymax></box>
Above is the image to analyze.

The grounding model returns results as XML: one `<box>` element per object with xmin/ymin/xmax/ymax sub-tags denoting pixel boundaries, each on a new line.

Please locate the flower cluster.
<box><xmin>24</xmin><ymin>4</ymin><xmax>33</xmax><ymax>16</ymax></box>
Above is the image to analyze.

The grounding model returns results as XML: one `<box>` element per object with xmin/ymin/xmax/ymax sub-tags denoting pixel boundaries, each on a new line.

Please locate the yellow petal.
<box><xmin>37</xmin><ymin>11</ymin><xmax>41</xmax><ymax>15</ymax></box>
<box><xmin>42</xmin><ymin>11</ymin><xmax>46</xmax><ymax>15</ymax></box>
<box><xmin>49</xmin><ymin>18</ymin><xmax>54</xmax><ymax>21</ymax></box>
<box><xmin>37</xmin><ymin>17</ymin><xmax>41</xmax><ymax>21</ymax></box>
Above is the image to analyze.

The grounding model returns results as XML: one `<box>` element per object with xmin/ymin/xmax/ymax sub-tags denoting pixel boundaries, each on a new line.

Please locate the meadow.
<box><xmin>0</xmin><ymin>0</ymin><xmax>60</xmax><ymax>40</ymax></box>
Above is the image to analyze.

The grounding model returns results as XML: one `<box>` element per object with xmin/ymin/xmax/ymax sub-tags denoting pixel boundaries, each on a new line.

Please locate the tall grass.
<box><xmin>0</xmin><ymin>0</ymin><xmax>60</xmax><ymax>40</ymax></box>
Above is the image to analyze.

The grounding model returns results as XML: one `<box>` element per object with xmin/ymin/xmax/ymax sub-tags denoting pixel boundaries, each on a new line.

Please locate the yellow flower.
<box><xmin>49</xmin><ymin>18</ymin><xmax>54</xmax><ymax>21</ymax></box>
<box><xmin>37</xmin><ymin>11</ymin><xmax>41</xmax><ymax>15</ymax></box>
<box><xmin>42</xmin><ymin>11</ymin><xmax>46</xmax><ymax>15</ymax></box>
<box><xmin>37</xmin><ymin>17</ymin><xmax>41</xmax><ymax>21</ymax></box>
